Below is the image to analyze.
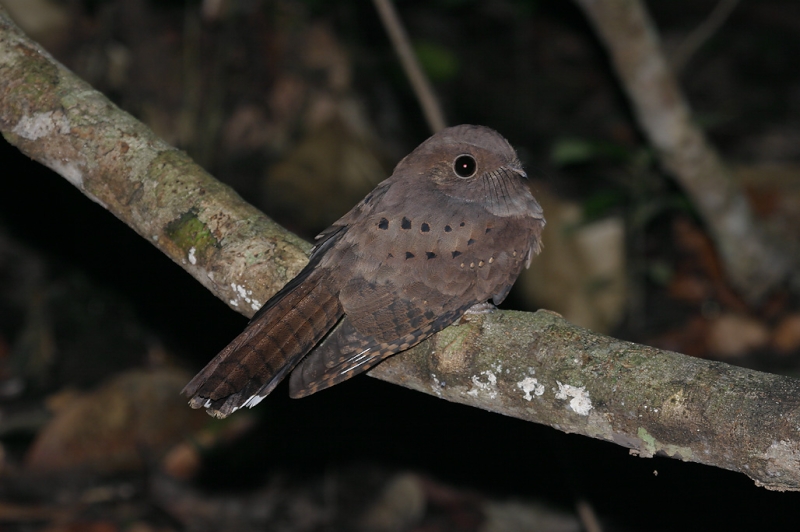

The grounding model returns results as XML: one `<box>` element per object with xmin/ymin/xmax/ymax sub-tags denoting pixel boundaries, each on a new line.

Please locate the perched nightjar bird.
<box><xmin>183</xmin><ymin>125</ymin><xmax>545</xmax><ymax>418</ymax></box>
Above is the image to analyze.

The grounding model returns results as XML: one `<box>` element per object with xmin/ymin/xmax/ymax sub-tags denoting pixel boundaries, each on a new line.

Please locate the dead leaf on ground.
<box><xmin>25</xmin><ymin>368</ymin><xmax>207</xmax><ymax>475</ymax></box>
<box><xmin>772</xmin><ymin>314</ymin><xmax>800</xmax><ymax>355</ymax></box>
<box><xmin>650</xmin><ymin>315</ymin><xmax>711</xmax><ymax>358</ymax></box>
<box><xmin>706</xmin><ymin>313</ymin><xmax>770</xmax><ymax>359</ymax></box>
<box><xmin>671</xmin><ymin>218</ymin><xmax>748</xmax><ymax>313</ymax></box>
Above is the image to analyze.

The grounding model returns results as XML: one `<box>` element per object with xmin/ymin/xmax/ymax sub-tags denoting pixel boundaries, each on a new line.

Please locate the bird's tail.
<box><xmin>182</xmin><ymin>266</ymin><xmax>343</xmax><ymax>418</ymax></box>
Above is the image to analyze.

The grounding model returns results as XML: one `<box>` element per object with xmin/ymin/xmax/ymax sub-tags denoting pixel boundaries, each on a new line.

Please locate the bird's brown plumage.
<box><xmin>182</xmin><ymin>125</ymin><xmax>545</xmax><ymax>417</ymax></box>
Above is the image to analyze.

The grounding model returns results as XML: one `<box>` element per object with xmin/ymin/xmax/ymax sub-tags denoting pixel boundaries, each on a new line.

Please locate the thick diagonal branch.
<box><xmin>0</xmin><ymin>7</ymin><xmax>312</xmax><ymax>314</ymax></box>
<box><xmin>1</xmin><ymin>7</ymin><xmax>799</xmax><ymax>491</ymax></box>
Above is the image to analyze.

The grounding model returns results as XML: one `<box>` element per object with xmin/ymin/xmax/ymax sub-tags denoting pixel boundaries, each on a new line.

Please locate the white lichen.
<box><xmin>555</xmin><ymin>381</ymin><xmax>593</xmax><ymax>416</ymax></box>
<box><xmin>12</xmin><ymin>111</ymin><xmax>71</xmax><ymax>140</ymax></box>
<box><xmin>759</xmin><ymin>440</ymin><xmax>800</xmax><ymax>480</ymax></box>
<box><xmin>229</xmin><ymin>282</ymin><xmax>262</xmax><ymax>311</ymax></box>
<box><xmin>429</xmin><ymin>373</ymin><xmax>443</xmax><ymax>396</ymax></box>
<box><xmin>188</xmin><ymin>247</ymin><xmax>197</xmax><ymax>265</ymax></box>
<box><xmin>517</xmin><ymin>377</ymin><xmax>545</xmax><ymax>401</ymax></box>
<box><xmin>467</xmin><ymin>370</ymin><xmax>498</xmax><ymax>399</ymax></box>
<box><xmin>232</xmin><ymin>283</ymin><xmax>247</xmax><ymax>299</ymax></box>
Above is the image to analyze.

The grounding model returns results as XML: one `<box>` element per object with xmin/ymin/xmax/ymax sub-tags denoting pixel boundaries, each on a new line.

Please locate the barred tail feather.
<box><xmin>182</xmin><ymin>268</ymin><xmax>343</xmax><ymax>418</ymax></box>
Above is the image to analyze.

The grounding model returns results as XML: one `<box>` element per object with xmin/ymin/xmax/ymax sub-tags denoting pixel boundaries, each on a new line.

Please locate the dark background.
<box><xmin>1</xmin><ymin>0</ymin><xmax>799</xmax><ymax>530</ymax></box>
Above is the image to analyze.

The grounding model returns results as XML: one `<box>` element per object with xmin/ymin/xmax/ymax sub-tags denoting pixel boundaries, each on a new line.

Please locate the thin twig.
<box><xmin>372</xmin><ymin>0</ymin><xmax>447</xmax><ymax>133</ymax></box>
<box><xmin>670</xmin><ymin>0</ymin><xmax>742</xmax><ymax>73</ymax></box>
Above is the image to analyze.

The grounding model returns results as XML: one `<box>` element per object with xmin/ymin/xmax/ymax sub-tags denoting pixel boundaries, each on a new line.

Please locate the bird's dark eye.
<box><xmin>453</xmin><ymin>154</ymin><xmax>477</xmax><ymax>178</ymax></box>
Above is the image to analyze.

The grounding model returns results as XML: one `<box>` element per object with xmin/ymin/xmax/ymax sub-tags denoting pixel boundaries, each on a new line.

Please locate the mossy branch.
<box><xmin>2</xmin><ymin>6</ymin><xmax>800</xmax><ymax>491</ymax></box>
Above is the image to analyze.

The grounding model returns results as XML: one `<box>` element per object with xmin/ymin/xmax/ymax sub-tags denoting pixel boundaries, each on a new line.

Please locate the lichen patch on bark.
<box><xmin>517</xmin><ymin>377</ymin><xmax>544</xmax><ymax>401</ymax></box>
<box><xmin>555</xmin><ymin>381</ymin><xmax>593</xmax><ymax>415</ymax></box>
<box><xmin>165</xmin><ymin>209</ymin><xmax>219</xmax><ymax>265</ymax></box>
<box><xmin>12</xmin><ymin>109</ymin><xmax>70</xmax><ymax>139</ymax></box>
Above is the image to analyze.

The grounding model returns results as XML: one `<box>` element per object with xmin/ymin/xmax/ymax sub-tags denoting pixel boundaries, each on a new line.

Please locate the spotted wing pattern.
<box><xmin>288</xmin><ymin>193</ymin><xmax>542</xmax><ymax>397</ymax></box>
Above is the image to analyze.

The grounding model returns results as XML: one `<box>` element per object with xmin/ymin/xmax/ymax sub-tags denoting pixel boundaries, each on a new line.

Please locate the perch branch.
<box><xmin>2</xmin><ymin>6</ymin><xmax>800</xmax><ymax>491</ymax></box>
<box><xmin>573</xmin><ymin>0</ymin><xmax>795</xmax><ymax>302</ymax></box>
<box><xmin>0</xmin><ymin>6</ymin><xmax>312</xmax><ymax>314</ymax></box>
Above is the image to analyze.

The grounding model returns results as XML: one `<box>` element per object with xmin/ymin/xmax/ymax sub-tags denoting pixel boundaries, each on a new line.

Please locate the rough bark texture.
<box><xmin>2</xmin><ymin>6</ymin><xmax>800</xmax><ymax>491</ymax></box>
<box><xmin>372</xmin><ymin>310</ymin><xmax>800</xmax><ymax>491</ymax></box>
<box><xmin>0</xmin><ymin>7</ymin><xmax>311</xmax><ymax>315</ymax></box>
<box><xmin>573</xmin><ymin>0</ymin><xmax>796</xmax><ymax>302</ymax></box>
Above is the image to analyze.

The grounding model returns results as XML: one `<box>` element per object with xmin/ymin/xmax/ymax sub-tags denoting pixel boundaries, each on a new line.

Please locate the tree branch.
<box><xmin>573</xmin><ymin>0</ymin><xmax>796</xmax><ymax>302</ymax></box>
<box><xmin>0</xmin><ymin>6</ymin><xmax>311</xmax><ymax>315</ymax></box>
<box><xmin>2</xmin><ymin>6</ymin><xmax>800</xmax><ymax>491</ymax></box>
